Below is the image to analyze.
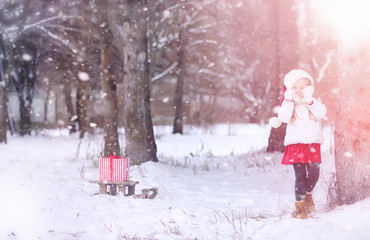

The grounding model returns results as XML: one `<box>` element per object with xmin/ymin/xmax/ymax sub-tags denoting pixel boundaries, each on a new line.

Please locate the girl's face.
<box><xmin>292</xmin><ymin>78</ymin><xmax>311</xmax><ymax>98</ymax></box>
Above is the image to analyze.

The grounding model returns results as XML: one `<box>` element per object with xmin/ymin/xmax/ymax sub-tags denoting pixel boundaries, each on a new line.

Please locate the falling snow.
<box><xmin>78</xmin><ymin>72</ymin><xmax>90</xmax><ymax>81</ymax></box>
<box><xmin>21</xmin><ymin>54</ymin><xmax>32</xmax><ymax>61</ymax></box>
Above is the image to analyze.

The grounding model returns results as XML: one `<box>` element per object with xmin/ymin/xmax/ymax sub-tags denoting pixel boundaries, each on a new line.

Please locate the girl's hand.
<box><xmin>303</xmin><ymin>86</ymin><xmax>314</xmax><ymax>104</ymax></box>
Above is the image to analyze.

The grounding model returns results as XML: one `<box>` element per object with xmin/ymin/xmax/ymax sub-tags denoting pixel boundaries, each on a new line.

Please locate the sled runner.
<box><xmin>134</xmin><ymin>187</ymin><xmax>159</xmax><ymax>199</ymax></box>
<box><xmin>89</xmin><ymin>180</ymin><xmax>139</xmax><ymax>196</ymax></box>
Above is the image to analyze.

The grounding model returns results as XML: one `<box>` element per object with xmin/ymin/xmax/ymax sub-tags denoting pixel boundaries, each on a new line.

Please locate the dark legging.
<box><xmin>293</xmin><ymin>163</ymin><xmax>320</xmax><ymax>201</ymax></box>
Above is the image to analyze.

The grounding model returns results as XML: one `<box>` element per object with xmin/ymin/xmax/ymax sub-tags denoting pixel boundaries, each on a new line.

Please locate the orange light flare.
<box><xmin>311</xmin><ymin>0</ymin><xmax>370</xmax><ymax>43</ymax></box>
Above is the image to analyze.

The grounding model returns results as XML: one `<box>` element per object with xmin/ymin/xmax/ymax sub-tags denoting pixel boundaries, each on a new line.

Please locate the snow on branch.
<box><xmin>186</xmin><ymin>39</ymin><xmax>217</xmax><ymax>48</ymax></box>
<box><xmin>238</xmin><ymin>81</ymin><xmax>258</xmax><ymax>103</ymax></box>
<box><xmin>38</xmin><ymin>26</ymin><xmax>79</xmax><ymax>54</ymax></box>
<box><xmin>43</xmin><ymin>24</ymin><xmax>86</xmax><ymax>34</ymax></box>
<box><xmin>315</xmin><ymin>50</ymin><xmax>335</xmax><ymax>83</ymax></box>
<box><xmin>151</xmin><ymin>61</ymin><xmax>178</xmax><ymax>82</ymax></box>
<box><xmin>165</xmin><ymin>0</ymin><xmax>217</xmax><ymax>29</ymax></box>
<box><xmin>6</xmin><ymin>15</ymin><xmax>81</xmax><ymax>39</ymax></box>
<box><xmin>165</xmin><ymin>0</ymin><xmax>216</xmax><ymax>13</ymax></box>
<box><xmin>237</xmin><ymin>61</ymin><xmax>261</xmax><ymax>104</ymax></box>
<box><xmin>188</xmin><ymin>21</ymin><xmax>218</xmax><ymax>33</ymax></box>
<box><xmin>198</xmin><ymin>68</ymin><xmax>217</xmax><ymax>76</ymax></box>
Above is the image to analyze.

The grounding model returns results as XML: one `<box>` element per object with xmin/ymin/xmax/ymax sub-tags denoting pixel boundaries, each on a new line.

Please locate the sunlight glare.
<box><xmin>312</xmin><ymin>0</ymin><xmax>370</xmax><ymax>41</ymax></box>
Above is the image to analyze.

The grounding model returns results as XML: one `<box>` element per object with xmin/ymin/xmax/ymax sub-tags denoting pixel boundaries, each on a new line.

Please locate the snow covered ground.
<box><xmin>1</xmin><ymin>124</ymin><xmax>370</xmax><ymax>240</ymax></box>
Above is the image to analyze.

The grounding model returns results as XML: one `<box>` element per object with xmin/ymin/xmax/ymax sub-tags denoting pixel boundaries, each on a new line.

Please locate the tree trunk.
<box><xmin>123</xmin><ymin>0</ymin><xmax>158</xmax><ymax>165</ymax></box>
<box><xmin>19</xmin><ymin>97</ymin><xmax>32</xmax><ymax>135</ymax></box>
<box><xmin>269</xmin><ymin>0</ymin><xmax>281</xmax><ymax>107</ymax></box>
<box><xmin>13</xmin><ymin>63</ymin><xmax>35</xmax><ymax>136</ymax></box>
<box><xmin>267</xmin><ymin>124</ymin><xmax>286</xmax><ymax>152</ymax></box>
<box><xmin>95</xmin><ymin>0</ymin><xmax>121</xmax><ymax>156</ymax></box>
<box><xmin>0</xmin><ymin>82</ymin><xmax>7</xmax><ymax>143</ymax></box>
<box><xmin>335</xmin><ymin>43</ymin><xmax>370</xmax><ymax>205</ymax></box>
<box><xmin>266</xmin><ymin>0</ymin><xmax>299</xmax><ymax>152</ymax></box>
<box><xmin>76</xmin><ymin>79</ymin><xmax>89</xmax><ymax>138</ymax></box>
<box><xmin>266</xmin><ymin>0</ymin><xmax>283</xmax><ymax>152</ymax></box>
<box><xmin>173</xmin><ymin>73</ymin><xmax>184</xmax><ymax>134</ymax></box>
<box><xmin>63</xmin><ymin>81</ymin><xmax>77</xmax><ymax>132</ymax></box>
<box><xmin>0</xmin><ymin>45</ymin><xmax>7</xmax><ymax>142</ymax></box>
<box><xmin>173</xmin><ymin>31</ymin><xmax>184</xmax><ymax>134</ymax></box>
<box><xmin>101</xmin><ymin>43</ymin><xmax>120</xmax><ymax>156</ymax></box>
<box><xmin>43</xmin><ymin>80</ymin><xmax>50</xmax><ymax>123</ymax></box>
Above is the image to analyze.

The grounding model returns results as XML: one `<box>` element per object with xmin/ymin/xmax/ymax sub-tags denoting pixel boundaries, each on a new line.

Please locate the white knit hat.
<box><xmin>283</xmin><ymin>69</ymin><xmax>314</xmax><ymax>90</ymax></box>
<box><xmin>269</xmin><ymin>69</ymin><xmax>315</xmax><ymax>129</ymax></box>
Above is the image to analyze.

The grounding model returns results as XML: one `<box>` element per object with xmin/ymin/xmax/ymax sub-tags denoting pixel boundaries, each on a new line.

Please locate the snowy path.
<box><xmin>1</xmin><ymin>125</ymin><xmax>370</xmax><ymax>240</ymax></box>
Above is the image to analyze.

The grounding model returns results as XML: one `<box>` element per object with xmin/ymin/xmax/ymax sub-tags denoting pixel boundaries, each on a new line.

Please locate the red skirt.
<box><xmin>281</xmin><ymin>143</ymin><xmax>321</xmax><ymax>165</ymax></box>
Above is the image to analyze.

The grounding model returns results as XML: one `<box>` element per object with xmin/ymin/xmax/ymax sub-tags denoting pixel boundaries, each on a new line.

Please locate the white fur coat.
<box><xmin>278</xmin><ymin>98</ymin><xmax>327</xmax><ymax>146</ymax></box>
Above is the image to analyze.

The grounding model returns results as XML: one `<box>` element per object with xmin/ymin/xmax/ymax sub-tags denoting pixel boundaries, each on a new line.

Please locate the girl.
<box><xmin>269</xmin><ymin>69</ymin><xmax>327</xmax><ymax>219</ymax></box>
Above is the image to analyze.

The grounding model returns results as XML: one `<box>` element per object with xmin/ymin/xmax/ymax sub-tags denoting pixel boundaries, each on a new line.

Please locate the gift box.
<box><xmin>99</xmin><ymin>154</ymin><xmax>130</xmax><ymax>182</ymax></box>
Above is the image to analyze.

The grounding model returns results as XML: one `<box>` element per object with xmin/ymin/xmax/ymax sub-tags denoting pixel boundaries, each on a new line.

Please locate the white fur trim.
<box><xmin>281</xmin><ymin>102</ymin><xmax>326</xmax><ymax>146</ymax></box>
<box><xmin>284</xmin><ymin>69</ymin><xmax>314</xmax><ymax>90</ymax></box>
<box><xmin>269</xmin><ymin>117</ymin><xmax>282</xmax><ymax>128</ymax></box>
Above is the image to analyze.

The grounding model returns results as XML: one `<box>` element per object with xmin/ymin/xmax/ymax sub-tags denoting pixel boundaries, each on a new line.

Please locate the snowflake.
<box><xmin>345</xmin><ymin>152</ymin><xmax>353</xmax><ymax>158</ymax></box>
<box><xmin>78</xmin><ymin>72</ymin><xmax>89</xmax><ymax>81</ymax></box>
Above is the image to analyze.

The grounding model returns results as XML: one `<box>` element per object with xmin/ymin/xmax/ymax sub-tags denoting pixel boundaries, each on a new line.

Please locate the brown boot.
<box><xmin>305</xmin><ymin>193</ymin><xmax>315</xmax><ymax>214</ymax></box>
<box><xmin>293</xmin><ymin>201</ymin><xmax>307</xmax><ymax>219</ymax></box>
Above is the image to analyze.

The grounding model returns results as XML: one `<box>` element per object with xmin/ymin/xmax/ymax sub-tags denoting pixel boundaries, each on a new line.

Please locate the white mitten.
<box><xmin>269</xmin><ymin>117</ymin><xmax>282</xmax><ymax>128</ymax></box>
<box><xmin>293</xmin><ymin>92</ymin><xmax>301</xmax><ymax>103</ymax></box>
<box><xmin>303</xmin><ymin>86</ymin><xmax>314</xmax><ymax>104</ymax></box>
<box><xmin>284</xmin><ymin>90</ymin><xmax>294</xmax><ymax>101</ymax></box>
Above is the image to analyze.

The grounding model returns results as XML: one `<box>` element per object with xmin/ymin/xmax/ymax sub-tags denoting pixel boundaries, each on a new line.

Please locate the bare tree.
<box><xmin>266</xmin><ymin>0</ymin><xmax>299</xmax><ymax>152</ymax></box>
<box><xmin>95</xmin><ymin>0</ymin><xmax>121</xmax><ymax>156</ymax></box>
<box><xmin>1</xmin><ymin>0</ymin><xmax>37</xmax><ymax>136</ymax></box>
<box><xmin>266</xmin><ymin>0</ymin><xmax>285</xmax><ymax>153</ymax></box>
<box><xmin>122</xmin><ymin>0</ymin><xmax>158</xmax><ymax>165</ymax></box>
<box><xmin>335</xmin><ymin>43</ymin><xmax>370</xmax><ymax>204</ymax></box>
<box><xmin>172</xmin><ymin>5</ymin><xmax>187</xmax><ymax>134</ymax></box>
<box><xmin>0</xmin><ymin>62</ymin><xmax>7</xmax><ymax>143</ymax></box>
<box><xmin>0</xmin><ymin>34</ymin><xmax>9</xmax><ymax>143</ymax></box>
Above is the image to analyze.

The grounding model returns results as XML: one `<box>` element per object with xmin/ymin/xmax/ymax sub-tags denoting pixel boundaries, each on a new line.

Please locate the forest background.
<box><xmin>0</xmin><ymin>0</ymin><xmax>338</xmax><ymax>134</ymax></box>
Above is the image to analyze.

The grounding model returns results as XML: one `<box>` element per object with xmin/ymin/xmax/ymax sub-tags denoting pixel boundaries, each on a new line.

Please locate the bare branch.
<box><xmin>38</xmin><ymin>26</ymin><xmax>79</xmax><ymax>54</ymax></box>
<box><xmin>186</xmin><ymin>39</ymin><xmax>217</xmax><ymax>49</ymax></box>
<box><xmin>6</xmin><ymin>15</ymin><xmax>81</xmax><ymax>37</ymax></box>
<box><xmin>316</xmin><ymin>50</ymin><xmax>334</xmax><ymax>83</ymax></box>
<box><xmin>151</xmin><ymin>61</ymin><xmax>178</xmax><ymax>82</ymax></box>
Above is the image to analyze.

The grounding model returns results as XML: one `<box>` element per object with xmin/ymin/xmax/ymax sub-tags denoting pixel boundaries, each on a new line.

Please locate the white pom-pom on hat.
<box><xmin>284</xmin><ymin>69</ymin><xmax>314</xmax><ymax>90</ymax></box>
<box><xmin>269</xmin><ymin>117</ymin><xmax>282</xmax><ymax>128</ymax></box>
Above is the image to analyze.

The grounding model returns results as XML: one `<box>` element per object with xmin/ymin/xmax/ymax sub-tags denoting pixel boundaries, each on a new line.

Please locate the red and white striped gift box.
<box><xmin>99</xmin><ymin>154</ymin><xmax>130</xmax><ymax>182</ymax></box>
